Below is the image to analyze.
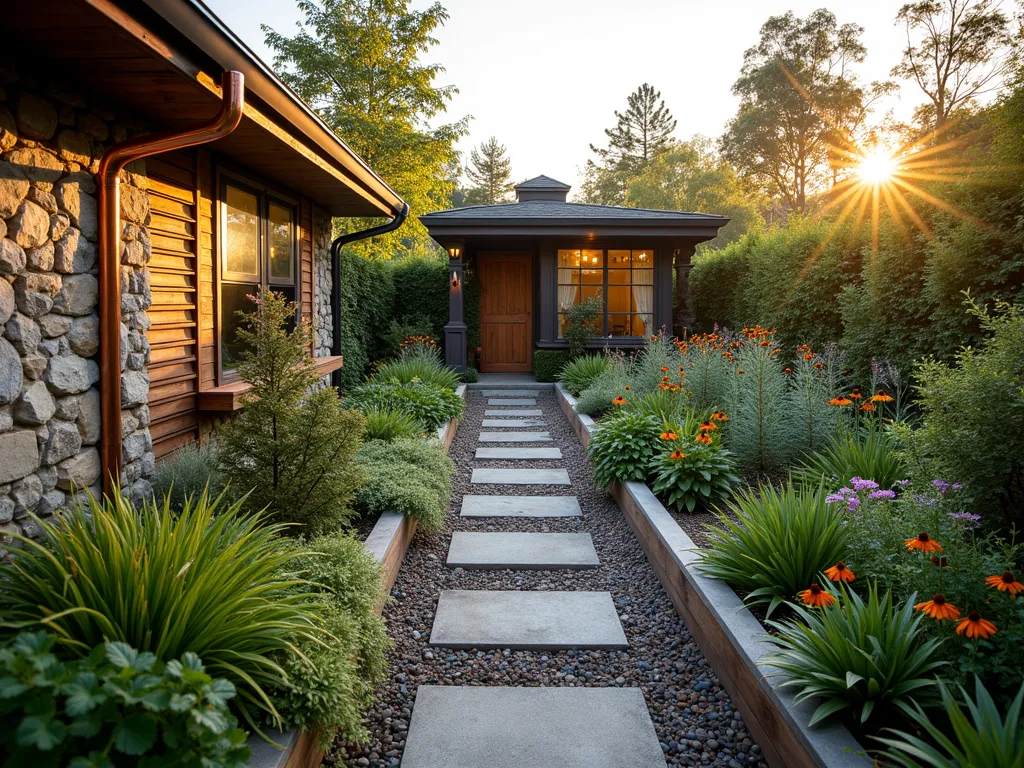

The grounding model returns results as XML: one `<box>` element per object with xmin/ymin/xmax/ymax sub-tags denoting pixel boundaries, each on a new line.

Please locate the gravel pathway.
<box><xmin>331</xmin><ymin>388</ymin><xmax>766</xmax><ymax>768</ymax></box>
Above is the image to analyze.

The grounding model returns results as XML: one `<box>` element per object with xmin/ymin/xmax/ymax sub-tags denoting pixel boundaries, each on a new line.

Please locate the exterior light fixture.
<box><xmin>448</xmin><ymin>245</ymin><xmax>461</xmax><ymax>258</ymax></box>
<box><xmin>451</xmin><ymin>270</ymin><xmax>460</xmax><ymax>288</ymax></box>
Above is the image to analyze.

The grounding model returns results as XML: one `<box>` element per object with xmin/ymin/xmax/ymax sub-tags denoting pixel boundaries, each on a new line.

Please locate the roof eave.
<box><xmin>420</xmin><ymin>218</ymin><xmax>730</xmax><ymax>240</ymax></box>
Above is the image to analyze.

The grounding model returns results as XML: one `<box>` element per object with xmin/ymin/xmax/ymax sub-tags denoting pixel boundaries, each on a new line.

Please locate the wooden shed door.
<box><xmin>478</xmin><ymin>252</ymin><xmax>533</xmax><ymax>372</ymax></box>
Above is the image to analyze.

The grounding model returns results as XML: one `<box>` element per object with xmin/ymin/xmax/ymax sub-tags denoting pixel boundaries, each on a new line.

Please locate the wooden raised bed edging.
<box><xmin>249</xmin><ymin>385</ymin><xmax>466</xmax><ymax>768</ymax></box>
<box><xmin>554</xmin><ymin>384</ymin><xmax>869</xmax><ymax>768</ymax></box>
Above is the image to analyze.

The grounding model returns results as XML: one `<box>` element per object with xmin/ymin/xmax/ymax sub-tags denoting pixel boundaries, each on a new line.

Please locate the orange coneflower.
<box><xmin>827</xmin><ymin>396</ymin><xmax>853</xmax><ymax>407</ymax></box>
<box><xmin>915</xmin><ymin>594</ymin><xmax>960</xmax><ymax>621</ymax></box>
<box><xmin>661</xmin><ymin>366</ymin><xmax>669</xmax><ymax>372</ymax></box>
<box><xmin>659</xmin><ymin>383</ymin><xmax>670</xmax><ymax>391</ymax></box>
<box><xmin>798</xmin><ymin>583</ymin><xmax>836</xmax><ymax>608</ymax></box>
<box><xmin>669</xmin><ymin>450</ymin><xmax>686</xmax><ymax>460</ymax></box>
<box><xmin>803</xmin><ymin>352</ymin><xmax>814</xmax><ymax>361</ymax></box>
<box><xmin>824</xmin><ymin>562</ymin><xmax>855</xmax><ymax>583</ymax></box>
<box><xmin>860</xmin><ymin>403</ymin><xmax>876</xmax><ymax>412</ymax></box>
<box><xmin>760</xmin><ymin>340</ymin><xmax>771</xmax><ymax>347</ymax></box>
<box><xmin>814</xmin><ymin>362</ymin><xmax>823</xmax><ymax>369</ymax></box>
<box><xmin>660</xmin><ymin>431</ymin><xmax>679</xmax><ymax>441</ymax></box>
<box><xmin>737</xmin><ymin>369</ymin><xmax>745</xmax><ymax>375</ymax></box>
<box><xmin>699</xmin><ymin>421</ymin><xmax>718</xmax><ymax>432</ymax></box>
<box><xmin>849</xmin><ymin>388</ymin><xmax>862</xmax><ymax>400</ymax></box>
<box><xmin>695</xmin><ymin>433</ymin><xmax>713</xmax><ymax>445</ymax></box>
<box><xmin>612</xmin><ymin>395</ymin><xmax>627</xmax><ymax>406</ymax></box>
<box><xmin>711</xmin><ymin>411</ymin><xmax>728</xmax><ymax>421</ymax></box>
<box><xmin>783</xmin><ymin>367</ymin><xmax>793</xmax><ymax>374</ymax></box>
<box><xmin>625</xmin><ymin>385</ymin><xmax>631</xmax><ymax>391</ymax></box>
<box><xmin>956</xmin><ymin>610</ymin><xmax>997</xmax><ymax>640</ymax></box>
<box><xmin>870</xmin><ymin>390</ymin><xmax>895</xmax><ymax>403</ymax></box>
<box><xmin>905</xmin><ymin>532</ymin><xmax>943</xmax><ymax>553</ymax></box>
<box><xmin>985</xmin><ymin>570</ymin><xmax>1024</xmax><ymax>595</ymax></box>
<box><xmin>662</xmin><ymin>376</ymin><xmax>671</xmax><ymax>382</ymax></box>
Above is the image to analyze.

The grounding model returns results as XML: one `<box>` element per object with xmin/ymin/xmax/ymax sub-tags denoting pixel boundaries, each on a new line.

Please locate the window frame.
<box><xmin>557</xmin><ymin>247</ymin><xmax>655</xmax><ymax>339</ymax></box>
<box><xmin>217</xmin><ymin>171</ymin><xmax>300</xmax><ymax>382</ymax></box>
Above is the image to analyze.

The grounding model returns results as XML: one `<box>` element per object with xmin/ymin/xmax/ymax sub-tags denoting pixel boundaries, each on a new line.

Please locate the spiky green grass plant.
<box><xmin>360</xmin><ymin>407</ymin><xmax>424</xmax><ymax>441</ymax></box>
<box><xmin>559</xmin><ymin>354</ymin><xmax>612</xmax><ymax>397</ymax></box>
<box><xmin>796</xmin><ymin>421</ymin><xmax>907</xmax><ymax>491</ymax></box>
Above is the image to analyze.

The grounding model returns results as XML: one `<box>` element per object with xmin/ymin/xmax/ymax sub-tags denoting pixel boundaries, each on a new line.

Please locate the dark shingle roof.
<box><xmin>421</xmin><ymin>199</ymin><xmax>726</xmax><ymax>222</ymax></box>
<box><xmin>515</xmin><ymin>175</ymin><xmax>571</xmax><ymax>190</ymax></box>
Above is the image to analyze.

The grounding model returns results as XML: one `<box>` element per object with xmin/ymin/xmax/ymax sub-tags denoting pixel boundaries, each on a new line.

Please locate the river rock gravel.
<box><xmin>329</xmin><ymin>388</ymin><xmax>767</xmax><ymax>768</ymax></box>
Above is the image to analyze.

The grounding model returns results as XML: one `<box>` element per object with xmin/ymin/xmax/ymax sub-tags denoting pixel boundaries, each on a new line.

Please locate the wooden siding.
<box><xmin>197</xmin><ymin>149</ymin><xmax>217</xmax><ymax>392</ymax></box>
<box><xmin>146</xmin><ymin>150</ymin><xmax>201</xmax><ymax>459</ymax></box>
<box><xmin>300</xmin><ymin>198</ymin><xmax>314</xmax><ymax>334</ymax></box>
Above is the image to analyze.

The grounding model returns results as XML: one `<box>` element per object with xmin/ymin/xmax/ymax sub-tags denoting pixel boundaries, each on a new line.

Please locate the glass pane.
<box><xmin>607</xmin><ymin>268</ymin><xmax>630</xmax><ymax>285</ymax></box>
<box><xmin>558</xmin><ymin>249</ymin><xmax>581</xmax><ymax>268</ymax></box>
<box><xmin>221</xmin><ymin>282</ymin><xmax>259</xmax><ymax>369</ymax></box>
<box><xmin>268</xmin><ymin>203</ymin><xmax>293</xmax><ymax>281</ymax></box>
<box><xmin>580</xmin><ymin>285</ymin><xmax>602</xmax><ymax>304</ymax></box>
<box><xmin>607</xmin><ymin>313</ymin><xmax>631</xmax><ymax>337</ymax></box>
<box><xmin>632</xmin><ymin>249</ymin><xmax>652</xmax><ymax>267</ymax></box>
<box><xmin>608</xmin><ymin>250</ymin><xmax>631</xmax><ymax>267</ymax></box>
<box><xmin>607</xmin><ymin>285</ymin><xmax>631</xmax><ymax>314</ymax></box>
<box><xmin>272</xmin><ymin>286</ymin><xmax>298</xmax><ymax>334</ymax></box>
<box><xmin>558</xmin><ymin>313</ymin><xmax>567</xmax><ymax>339</ymax></box>
<box><xmin>580</xmin><ymin>249</ymin><xmax>603</xmax><ymax>267</ymax></box>
<box><xmin>557</xmin><ymin>267</ymin><xmax>579</xmax><ymax>285</ymax></box>
<box><xmin>635</xmin><ymin>314</ymin><xmax>653</xmax><ymax>336</ymax></box>
<box><xmin>225</xmin><ymin>186</ymin><xmax>259</xmax><ymax>278</ymax></box>
<box><xmin>581</xmin><ymin>268</ymin><xmax>603</xmax><ymax>286</ymax></box>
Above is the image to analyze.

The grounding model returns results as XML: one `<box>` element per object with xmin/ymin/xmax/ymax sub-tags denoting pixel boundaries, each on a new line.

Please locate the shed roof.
<box><xmin>423</xmin><ymin>199</ymin><xmax>725</xmax><ymax>222</ymax></box>
<box><xmin>515</xmin><ymin>175</ymin><xmax>572</xmax><ymax>190</ymax></box>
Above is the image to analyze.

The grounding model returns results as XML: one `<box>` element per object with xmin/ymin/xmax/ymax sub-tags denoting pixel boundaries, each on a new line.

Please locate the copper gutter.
<box><xmin>97</xmin><ymin>70</ymin><xmax>244</xmax><ymax>493</ymax></box>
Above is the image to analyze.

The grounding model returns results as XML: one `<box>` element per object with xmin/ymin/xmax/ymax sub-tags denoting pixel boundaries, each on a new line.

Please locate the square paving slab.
<box><xmin>460</xmin><ymin>495</ymin><xmax>582</xmax><ymax>518</ymax></box>
<box><xmin>480</xmin><ymin>418</ymin><xmax>546</xmax><ymax>428</ymax></box>
<box><xmin>471</xmin><ymin>468</ymin><xmax>570</xmax><ymax>485</ymax></box>
<box><xmin>446</xmin><ymin>532</ymin><xmax>599</xmax><ymax>569</ymax></box>
<box><xmin>402</xmin><ymin>686</ymin><xmax>667</xmax><ymax>768</ymax></box>
<box><xmin>429</xmin><ymin>590</ymin><xmax>627</xmax><ymax>650</ymax></box>
<box><xmin>479</xmin><ymin>389</ymin><xmax>540</xmax><ymax>397</ymax></box>
<box><xmin>474</xmin><ymin>447</ymin><xmax>562</xmax><ymax>460</ymax></box>
<box><xmin>487</xmin><ymin>398</ymin><xmax>537</xmax><ymax>406</ymax></box>
<box><xmin>478</xmin><ymin>431</ymin><xmax>551</xmax><ymax>442</ymax></box>
<box><xmin>485</xmin><ymin>409</ymin><xmax>542</xmax><ymax>416</ymax></box>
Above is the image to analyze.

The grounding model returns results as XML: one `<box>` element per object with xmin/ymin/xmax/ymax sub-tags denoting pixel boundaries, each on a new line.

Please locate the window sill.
<box><xmin>198</xmin><ymin>356</ymin><xmax>344</xmax><ymax>412</ymax></box>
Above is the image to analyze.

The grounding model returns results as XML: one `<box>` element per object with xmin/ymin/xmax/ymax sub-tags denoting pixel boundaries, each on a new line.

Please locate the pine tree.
<box><xmin>465</xmin><ymin>136</ymin><xmax>514</xmax><ymax>205</ymax></box>
<box><xmin>591</xmin><ymin>84</ymin><xmax>677</xmax><ymax>175</ymax></box>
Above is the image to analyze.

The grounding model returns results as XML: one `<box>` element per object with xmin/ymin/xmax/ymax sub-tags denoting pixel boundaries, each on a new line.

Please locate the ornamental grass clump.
<box><xmin>624</xmin><ymin>388</ymin><xmax>688</xmax><ymax>422</ymax></box>
<box><xmin>586</xmin><ymin>409</ymin><xmax>662</xmax><ymax>487</ymax></box>
<box><xmin>783</xmin><ymin>344</ymin><xmax>845</xmax><ymax>457</ymax></box>
<box><xmin>371</xmin><ymin>341</ymin><xmax>460</xmax><ymax>391</ymax></box>
<box><xmin>699</xmin><ymin>481</ymin><xmax>849</xmax><ymax>616</ymax></box>
<box><xmin>560</xmin><ymin>354</ymin><xmax>612</xmax><ymax>397</ymax></box>
<box><xmin>217</xmin><ymin>288</ymin><xmax>365</xmax><ymax>534</ymax></box>
<box><xmin>149</xmin><ymin>439</ymin><xmax>226</xmax><ymax>511</ymax></box>
<box><xmin>765</xmin><ymin>582</ymin><xmax>945</xmax><ymax>729</ymax></box>
<box><xmin>574</xmin><ymin>353</ymin><xmax>632</xmax><ymax>417</ymax></box>
<box><xmin>678</xmin><ymin>331</ymin><xmax>733</xmax><ymax>412</ymax></box>
<box><xmin>631</xmin><ymin>332</ymin><xmax>684</xmax><ymax>394</ymax></box>
<box><xmin>796</xmin><ymin>421</ymin><xmax>907</xmax><ymax>492</ymax></box>
<box><xmin>0</xmin><ymin>489</ymin><xmax>325</xmax><ymax>729</ymax></box>
<box><xmin>347</xmin><ymin>380</ymin><xmax>463</xmax><ymax>431</ymax></box>
<box><xmin>360</xmin><ymin>407</ymin><xmax>424</xmax><ymax>441</ymax></box>
<box><xmin>876</xmin><ymin>678</ymin><xmax>1024</xmax><ymax>768</ymax></box>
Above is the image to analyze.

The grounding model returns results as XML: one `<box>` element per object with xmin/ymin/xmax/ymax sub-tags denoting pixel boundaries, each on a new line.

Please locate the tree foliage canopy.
<box><xmin>263</xmin><ymin>0</ymin><xmax>469</xmax><ymax>258</ymax></box>
<box><xmin>465</xmin><ymin>136</ymin><xmax>514</xmax><ymax>205</ymax></box>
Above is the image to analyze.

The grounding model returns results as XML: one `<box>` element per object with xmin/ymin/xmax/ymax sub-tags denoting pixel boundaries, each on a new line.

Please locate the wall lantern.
<box><xmin>451</xmin><ymin>270</ymin><xmax>460</xmax><ymax>288</ymax></box>
<box><xmin>448</xmin><ymin>245</ymin><xmax>462</xmax><ymax>258</ymax></box>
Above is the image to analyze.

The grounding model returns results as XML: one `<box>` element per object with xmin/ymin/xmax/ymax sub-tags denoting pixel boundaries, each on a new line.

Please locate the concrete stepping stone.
<box><xmin>478</xmin><ymin>431</ymin><xmax>550</xmax><ymax>442</ymax></box>
<box><xmin>429</xmin><ymin>590</ymin><xmax>628</xmax><ymax>649</ymax></box>
<box><xmin>460</xmin><ymin>495</ymin><xmax>582</xmax><ymax>518</ymax></box>
<box><xmin>475</xmin><ymin>447</ymin><xmax>562</xmax><ymax>460</ymax></box>
<box><xmin>485</xmin><ymin>409</ymin><xmax>542</xmax><ymax>416</ymax></box>
<box><xmin>480</xmin><ymin>389</ymin><xmax>540</xmax><ymax>397</ymax></box>
<box><xmin>403</xmin><ymin>686</ymin><xmax>667</xmax><ymax>768</ymax></box>
<box><xmin>480</xmin><ymin>418</ymin><xmax>545</xmax><ymax>427</ymax></box>
<box><xmin>446</xmin><ymin>532</ymin><xmax>599</xmax><ymax>569</ymax></box>
<box><xmin>487</xmin><ymin>398</ymin><xmax>537</xmax><ymax>405</ymax></box>
<box><xmin>471</xmin><ymin>468</ymin><xmax>570</xmax><ymax>485</ymax></box>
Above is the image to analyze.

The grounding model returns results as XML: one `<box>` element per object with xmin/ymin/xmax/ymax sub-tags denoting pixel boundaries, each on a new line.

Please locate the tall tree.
<box><xmin>893</xmin><ymin>0</ymin><xmax>1012</xmax><ymax>133</ymax></box>
<box><xmin>465</xmin><ymin>136</ymin><xmax>514</xmax><ymax>204</ymax></box>
<box><xmin>264</xmin><ymin>0</ymin><xmax>469</xmax><ymax>258</ymax></box>
<box><xmin>581</xmin><ymin>84</ymin><xmax>677</xmax><ymax>204</ymax></box>
<box><xmin>720</xmin><ymin>9</ymin><xmax>869</xmax><ymax>213</ymax></box>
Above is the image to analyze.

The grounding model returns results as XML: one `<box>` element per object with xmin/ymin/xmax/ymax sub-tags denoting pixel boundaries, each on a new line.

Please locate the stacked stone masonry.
<box><xmin>0</xmin><ymin>58</ymin><xmax>153</xmax><ymax>556</ymax></box>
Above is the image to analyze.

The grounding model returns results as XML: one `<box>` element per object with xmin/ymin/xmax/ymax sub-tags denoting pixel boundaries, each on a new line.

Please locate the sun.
<box><xmin>855</xmin><ymin>149</ymin><xmax>899</xmax><ymax>185</ymax></box>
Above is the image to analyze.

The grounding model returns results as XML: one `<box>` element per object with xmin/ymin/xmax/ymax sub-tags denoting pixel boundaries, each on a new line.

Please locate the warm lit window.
<box><xmin>220</xmin><ymin>180</ymin><xmax>296</xmax><ymax>372</ymax></box>
<box><xmin>558</xmin><ymin>248</ymin><xmax>653</xmax><ymax>338</ymax></box>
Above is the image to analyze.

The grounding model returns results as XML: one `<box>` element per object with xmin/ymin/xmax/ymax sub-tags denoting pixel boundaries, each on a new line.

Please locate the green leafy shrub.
<box><xmin>574</xmin><ymin>355</ymin><xmax>631</xmax><ymax>417</ymax></box>
<box><xmin>765</xmin><ymin>583</ymin><xmax>944</xmax><ymax>729</ymax></box>
<box><xmin>0</xmin><ymin>632</ymin><xmax>250</xmax><ymax>767</ymax></box>
<box><xmin>587</xmin><ymin>409</ymin><xmax>661</xmax><ymax>487</ymax></box>
<box><xmin>347</xmin><ymin>380</ymin><xmax>463</xmax><ymax>431</ymax></box>
<box><xmin>876</xmin><ymin>678</ymin><xmax>1024</xmax><ymax>768</ymax></box>
<box><xmin>796</xmin><ymin>423</ymin><xmax>907</xmax><ymax>491</ymax></box>
<box><xmin>905</xmin><ymin>297</ymin><xmax>1024</xmax><ymax>530</ymax></box>
<box><xmin>689</xmin><ymin>239</ymin><xmax>753</xmax><ymax>334</ymax></box>
<box><xmin>217</xmin><ymin>289</ymin><xmax>365</xmax><ymax>534</ymax></box>
<box><xmin>272</xmin><ymin>534</ymin><xmax>390</xmax><ymax>743</ymax></box>
<box><xmin>389</xmin><ymin>257</ymin><xmax>448</xmax><ymax>349</ymax></box>
<box><xmin>371</xmin><ymin>348</ymin><xmax>460</xmax><ymax>391</ymax></box>
<box><xmin>380</xmin><ymin>314</ymin><xmax>437</xmax><ymax>360</ymax></box>
<box><xmin>649</xmin><ymin>432</ymin><xmax>739</xmax><ymax>513</ymax></box>
<box><xmin>150</xmin><ymin>440</ymin><xmax>226</xmax><ymax>511</ymax></box>
<box><xmin>699</xmin><ymin>482</ymin><xmax>849</xmax><ymax>616</ymax></box>
<box><xmin>0</xmin><ymin>489</ymin><xmax>323</xmax><ymax>729</ymax></box>
<box><xmin>361</xmin><ymin>407</ymin><xmax>424</xmax><ymax>441</ymax></box>
<box><xmin>560</xmin><ymin>354</ymin><xmax>612</xmax><ymax>397</ymax></box>
<box><xmin>337</xmin><ymin>249</ymin><xmax>394</xmax><ymax>389</ymax></box>
<box><xmin>458</xmin><ymin>366</ymin><xmax>479</xmax><ymax>383</ymax></box>
<box><xmin>353</xmin><ymin>438</ymin><xmax>454</xmax><ymax>532</ymax></box>
<box><xmin>562</xmin><ymin>294</ymin><xmax>603</xmax><ymax>357</ymax></box>
<box><xmin>533</xmin><ymin>349</ymin><xmax>570</xmax><ymax>382</ymax></box>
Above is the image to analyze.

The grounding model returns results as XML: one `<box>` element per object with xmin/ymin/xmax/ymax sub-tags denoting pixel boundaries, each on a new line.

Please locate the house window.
<box><xmin>220</xmin><ymin>180</ymin><xmax>297</xmax><ymax>372</ymax></box>
<box><xmin>558</xmin><ymin>248</ymin><xmax>653</xmax><ymax>338</ymax></box>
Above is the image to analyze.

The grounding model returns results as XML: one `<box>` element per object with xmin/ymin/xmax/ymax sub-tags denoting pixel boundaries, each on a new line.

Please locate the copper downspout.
<box><xmin>97</xmin><ymin>70</ymin><xmax>244</xmax><ymax>493</ymax></box>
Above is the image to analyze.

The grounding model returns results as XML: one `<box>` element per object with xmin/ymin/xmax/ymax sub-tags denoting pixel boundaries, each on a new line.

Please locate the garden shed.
<box><xmin>421</xmin><ymin>176</ymin><xmax>728</xmax><ymax>372</ymax></box>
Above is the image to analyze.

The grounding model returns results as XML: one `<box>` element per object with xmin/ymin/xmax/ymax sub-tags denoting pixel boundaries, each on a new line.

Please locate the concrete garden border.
<box><xmin>250</xmin><ymin>384</ymin><xmax>467</xmax><ymax>768</ymax></box>
<box><xmin>555</xmin><ymin>383</ymin><xmax>869</xmax><ymax>768</ymax></box>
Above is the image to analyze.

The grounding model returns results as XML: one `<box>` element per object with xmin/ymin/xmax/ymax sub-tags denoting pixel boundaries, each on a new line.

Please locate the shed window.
<box><xmin>558</xmin><ymin>249</ymin><xmax>653</xmax><ymax>338</ymax></box>
<box><xmin>220</xmin><ymin>180</ymin><xmax>296</xmax><ymax>372</ymax></box>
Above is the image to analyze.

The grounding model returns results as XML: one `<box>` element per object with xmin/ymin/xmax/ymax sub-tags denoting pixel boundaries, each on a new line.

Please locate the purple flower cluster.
<box><xmin>850</xmin><ymin>477</ymin><xmax>880</xmax><ymax>491</ymax></box>
<box><xmin>826</xmin><ymin>486</ymin><xmax>861</xmax><ymax>512</ymax></box>
<box><xmin>950</xmin><ymin>511</ymin><xmax>982</xmax><ymax>523</ymax></box>
<box><xmin>869</xmin><ymin>489</ymin><xmax>896</xmax><ymax>500</ymax></box>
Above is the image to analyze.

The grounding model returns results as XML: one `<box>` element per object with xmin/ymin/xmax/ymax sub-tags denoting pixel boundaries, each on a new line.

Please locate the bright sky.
<box><xmin>206</xmin><ymin>0</ymin><xmax>922</xmax><ymax>194</ymax></box>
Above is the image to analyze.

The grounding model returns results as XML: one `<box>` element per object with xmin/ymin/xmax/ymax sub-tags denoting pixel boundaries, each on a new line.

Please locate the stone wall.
<box><xmin>0</xmin><ymin>59</ymin><xmax>153</xmax><ymax>555</ymax></box>
<box><xmin>313</xmin><ymin>206</ymin><xmax>332</xmax><ymax>359</ymax></box>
